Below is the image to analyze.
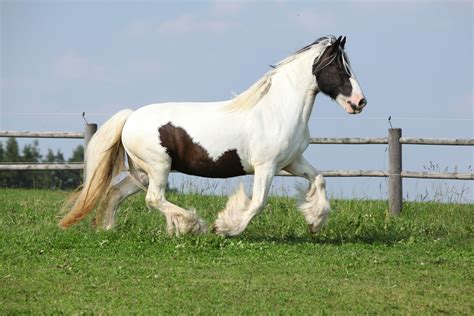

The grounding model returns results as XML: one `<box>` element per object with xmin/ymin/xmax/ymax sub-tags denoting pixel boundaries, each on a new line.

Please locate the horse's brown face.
<box><xmin>313</xmin><ymin>36</ymin><xmax>367</xmax><ymax>114</ymax></box>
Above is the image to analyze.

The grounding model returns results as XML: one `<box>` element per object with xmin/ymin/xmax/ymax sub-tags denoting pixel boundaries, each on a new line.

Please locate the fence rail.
<box><xmin>400</xmin><ymin>138</ymin><xmax>474</xmax><ymax>146</ymax></box>
<box><xmin>2</xmin><ymin>165</ymin><xmax>470</xmax><ymax>180</ymax></box>
<box><xmin>0</xmin><ymin>163</ymin><xmax>84</xmax><ymax>171</ymax></box>
<box><xmin>0</xmin><ymin>131</ymin><xmax>84</xmax><ymax>139</ymax></box>
<box><xmin>309</xmin><ymin>137</ymin><xmax>388</xmax><ymax>144</ymax></box>
<box><xmin>1</xmin><ymin>125</ymin><xmax>472</xmax><ymax>215</ymax></box>
<box><xmin>309</xmin><ymin>137</ymin><xmax>474</xmax><ymax>145</ymax></box>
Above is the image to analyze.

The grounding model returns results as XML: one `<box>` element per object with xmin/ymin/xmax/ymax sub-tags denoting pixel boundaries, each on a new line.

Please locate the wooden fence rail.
<box><xmin>309</xmin><ymin>137</ymin><xmax>474</xmax><ymax>145</ymax></box>
<box><xmin>0</xmin><ymin>126</ymin><xmax>472</xmax><ymax>215</ymax></box>
<box><xmin>0</xmin><ymin>131</ymin><xmax>84</xmax><ymax>138</ymax></box>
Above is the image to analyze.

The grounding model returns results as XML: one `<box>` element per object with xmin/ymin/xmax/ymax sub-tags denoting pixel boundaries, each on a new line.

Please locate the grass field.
<box><xmin>1</xmin><ymin>188</ymin><xmax>473</xmax><ymax>314</ymax></box>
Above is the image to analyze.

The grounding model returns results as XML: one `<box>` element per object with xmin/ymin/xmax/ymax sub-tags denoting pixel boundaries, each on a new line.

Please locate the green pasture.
<box><xmin>1</xmin><ymin>188</ymin><xmax>472</xmax><ymax>314</ymax></box>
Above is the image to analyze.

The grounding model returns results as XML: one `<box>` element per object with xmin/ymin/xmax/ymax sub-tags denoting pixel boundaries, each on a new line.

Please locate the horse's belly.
<box><xmin>159</xmin><ymin>122</ymin><xmax>247</xmax><ymax>178</ymax></box>
<box><xmin>171</xmin><ymin>151</ymin><xmax>246</xmax><ymax>178</ymax></box>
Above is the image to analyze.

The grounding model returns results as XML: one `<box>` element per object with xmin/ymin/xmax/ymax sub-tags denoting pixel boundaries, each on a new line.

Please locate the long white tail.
<box><xmin>59</xmin><ymin>109</ymin><xmax>134</xmax><ymax>229</ymax></box>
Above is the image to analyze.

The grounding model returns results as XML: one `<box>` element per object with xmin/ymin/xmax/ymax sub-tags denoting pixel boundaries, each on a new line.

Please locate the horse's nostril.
<box><xmin>359</xmin><ymin>98</ymin><xmax>367</xmax><ymax>108</ymax></box>
<box><xmin>349</xmin><ymin>102</ymin><xmax>358</xmax><ymax>111</ymax></box>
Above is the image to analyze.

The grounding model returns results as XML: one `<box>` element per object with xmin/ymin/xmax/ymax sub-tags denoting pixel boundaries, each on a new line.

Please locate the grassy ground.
<box><xmin>0</xmin><ymin>188</ymin><xmax>472</xmax><ymax>314</ymax></box>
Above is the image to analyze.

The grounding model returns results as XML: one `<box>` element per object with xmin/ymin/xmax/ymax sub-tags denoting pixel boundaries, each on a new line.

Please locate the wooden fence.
<box><xmin>0</xmin><ymin>125</ymin><xmax>472</xmax><ymax>215</ymax></box>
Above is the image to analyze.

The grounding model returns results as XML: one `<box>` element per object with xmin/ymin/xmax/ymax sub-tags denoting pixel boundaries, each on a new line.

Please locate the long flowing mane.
<box><xmin>223</xmin><ymin>36</ymin><xmax>336</xmax><ymax>112</ymax></box>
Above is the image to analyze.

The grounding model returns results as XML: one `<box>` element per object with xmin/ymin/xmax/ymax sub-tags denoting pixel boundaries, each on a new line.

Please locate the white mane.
<box><xmin>223</xmin><ymin>36</ymin><xmax>336</xmax><ymax>112</ymax></box>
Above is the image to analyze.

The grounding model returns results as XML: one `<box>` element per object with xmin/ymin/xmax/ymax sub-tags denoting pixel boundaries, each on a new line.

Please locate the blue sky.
<box><xmin>1</xmin><ymin>0</ymin><xmax>473</xmax><ymax>202</ymax></box>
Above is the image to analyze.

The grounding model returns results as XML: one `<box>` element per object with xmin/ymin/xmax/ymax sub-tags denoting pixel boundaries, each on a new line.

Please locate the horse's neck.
<box><xmin>265</xmin><ymin>57</ymin><xmax>317</xmax><ymax>126</ymax></box>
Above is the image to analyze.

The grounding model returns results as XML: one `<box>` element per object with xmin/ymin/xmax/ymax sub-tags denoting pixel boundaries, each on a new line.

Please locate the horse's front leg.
<box><xmin>283</xmin><ymin>156</ymin><xmax>330</xmax><ymax>233</ymax></box>
<box><xmin>213</xmin><ymin>164</ymin><xmax>275</xmax><ymax>236</ymax></box>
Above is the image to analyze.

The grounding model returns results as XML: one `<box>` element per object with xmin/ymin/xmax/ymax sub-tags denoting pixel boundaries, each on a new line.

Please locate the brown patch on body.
<box><xmin>158</xmin><ymin>123</ymin><xmax>246</xmax><ymax>178</ymax></box>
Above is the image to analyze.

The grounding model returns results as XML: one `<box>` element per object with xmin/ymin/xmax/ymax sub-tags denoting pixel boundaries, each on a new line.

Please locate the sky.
<box><xmin>1</xmin><ymin>0</ymin><xmax>473</xmax><ymax>202</ymax></box>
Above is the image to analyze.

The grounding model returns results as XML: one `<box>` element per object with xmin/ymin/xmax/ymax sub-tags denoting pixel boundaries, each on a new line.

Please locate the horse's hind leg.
<box><xmin>97</xmin><ymin>173</ymin><xmax>147</xmax><ymax>230</ymax></box>
<box><xmin>145</xmin><ymin>164</ymin><xmax>207</xmax><ymax>235</ymax></box>
<box><xmin>283</xmin><ymin>156</ymin><xmax>330</xmax><ymax>233</ymax></box>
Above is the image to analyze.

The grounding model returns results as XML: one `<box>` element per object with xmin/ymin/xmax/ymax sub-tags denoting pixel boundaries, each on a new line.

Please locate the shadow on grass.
<box><xmin>240</xmin><ymin>231</ymin><xmax>408</xmax><ymax>246</ymax></box>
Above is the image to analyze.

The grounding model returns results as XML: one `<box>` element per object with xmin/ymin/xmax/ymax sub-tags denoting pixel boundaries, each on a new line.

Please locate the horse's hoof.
<box><xmin>308</xmin><ymin>223</ymin><xmax>322</xmax><ymax>234</ymax></box>
<box><xmin>211</xmin><ymin>223</ymin><xmax>228</xmax><ymax>237</ymax></box>
<box><xmin>191</xmin><ymin>219</ymin><xmax>208</xmax><ymax>234</ymax></box>
<box><xmin>211</xmin><ymin>223</ymin><xmax>223</xmax><ymax>235</ymax></box>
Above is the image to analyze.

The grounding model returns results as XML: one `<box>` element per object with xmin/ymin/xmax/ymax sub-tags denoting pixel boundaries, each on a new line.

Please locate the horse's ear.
<box><xmin>341</xmin><ymin>36</ymin><xmax>347</xmax><ymax>49</ymax></box>
<box><xmin>329</xmin><ymin>36</ymin><xmax>342</xmax><ymax>54</ymax></box>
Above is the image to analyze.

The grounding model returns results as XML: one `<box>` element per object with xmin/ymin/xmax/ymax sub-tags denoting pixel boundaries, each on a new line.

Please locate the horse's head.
<box><xmin>313</xmin><ymin>36</ymin><xmax>366</xmax><ymax>114</ymax></box>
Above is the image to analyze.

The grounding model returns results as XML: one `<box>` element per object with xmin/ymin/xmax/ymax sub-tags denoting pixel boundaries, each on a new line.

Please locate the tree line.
<box><xmin>0</xmin><ymin>138</ymin><xmax>84</xmax><ymax>189</ymax></box>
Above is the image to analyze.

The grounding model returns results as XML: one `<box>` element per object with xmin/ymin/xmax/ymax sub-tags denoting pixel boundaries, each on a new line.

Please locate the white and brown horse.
<box><xmin>59</xmin><ymin>36</ymin><xmax>366</xmax><ymax>236</ymax></box>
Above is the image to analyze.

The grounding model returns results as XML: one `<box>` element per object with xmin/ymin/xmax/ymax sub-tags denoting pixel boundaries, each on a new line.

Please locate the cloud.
<box><xmin>124</xmin><ymin>20</ymin><xmax>155</xmax><ymax>39</ymax></box>
<box><xmin>212</xmin><ymin>1</ymin><xmax>246</xmax><ymax>15</ymax></box>
<box><xmin>54</xmin><ymin>53</ymin><xmax>105</xmax><ymax>80</ymax></box>
<box><xmin>157</xmin><ymin>14</ymin><xmax>232</xmax><ymax>34</ymax></box>
<box><xmin>127</xmin><ymin>59</ymin><xmax>161</xmax><ymax>74</ymax></box>
<box><xmin>124</xmin><ymin>10</ymin><xmax>234</xmax><ymax>38</ymax></box>
<box><xmin>351</xmin><ymin>0</ymin><xmax>470</xmax><ymax>2</ymax></box>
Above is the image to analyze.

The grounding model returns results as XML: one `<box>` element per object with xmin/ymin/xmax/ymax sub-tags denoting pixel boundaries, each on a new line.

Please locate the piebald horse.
<box><xmin>59</xmin><ymin>36</ymin><xmax>367</xmax><ymax>236</ymax></box>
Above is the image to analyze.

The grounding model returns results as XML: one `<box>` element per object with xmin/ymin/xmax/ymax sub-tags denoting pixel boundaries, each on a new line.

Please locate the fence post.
<box><xmin>83</xmin><ymin>123</ymin><xmax>97</xmax><ymax>179</ymax></box>
<box><xmin>388</xmin><ymin>128</ymin><xmax>403</xmax><ymax>216</ymax></box>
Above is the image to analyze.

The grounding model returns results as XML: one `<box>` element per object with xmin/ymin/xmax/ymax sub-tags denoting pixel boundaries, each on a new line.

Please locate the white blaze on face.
<box><xmin>348</xmin><ymin>77</ymin><xmax>366</xmax><ymax>107</ymax></box>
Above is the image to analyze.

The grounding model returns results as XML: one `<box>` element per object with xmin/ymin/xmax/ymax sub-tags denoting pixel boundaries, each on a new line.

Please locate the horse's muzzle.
<box><xmin>347</xmin><ymin>98</ymin><xmax>367</xmax><ymax>114</ymax></box>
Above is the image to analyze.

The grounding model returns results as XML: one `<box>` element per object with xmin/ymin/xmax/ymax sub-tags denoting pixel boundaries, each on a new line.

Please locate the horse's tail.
<box><xmin>58</xmin><ymin>109</ymin><xmax>134</xmax><ymax>229</ymax></box>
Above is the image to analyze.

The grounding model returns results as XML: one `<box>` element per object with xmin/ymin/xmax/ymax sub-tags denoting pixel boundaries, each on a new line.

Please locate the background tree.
<box><xmin>0</xmin><ymin>142</ymin><xmax>4</xmax><ymax>161</ymax></box>
<box><xmin>0</xmin><ymin>141</ymin><xmax>5</xmax><ymax>186</ymax></box>
<box><xmin>20</xmin><ymin>140</ymin><xmax>42</xmax><ymax>188</ymax></box>
<box><xmin>1</xmin><ymin>138</ymin><xmax>21</xmax><ymax>187</ymax></box>
<box><xmin>0</xmin><ymin>139</ymin><xmax>85</xmax><ymax>189</ymax></box>
<box><xmin>69</xmin><ymin>145</ymin><xmax>84</xmax><ymax>163</ymax></box>
<box><xmin>66</xmin><ymin>145</ymin><xmax>84</xmax><ymax>188</ymax></box>
<box><xmin>44</xmin><ymin>149</ymin><xmax>62</xmax><ymax>189</ymax></box>
<box><xmin>4</xmin><ymin>137</ymin><xmax>20</xmax><ymax>162</ymax></box>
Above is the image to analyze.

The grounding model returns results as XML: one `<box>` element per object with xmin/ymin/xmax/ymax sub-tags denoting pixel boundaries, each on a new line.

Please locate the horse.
<box><xmin>59</xmin><ymin>35</ymin><xmax>367</xmax><ymax>236</ymax></box>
